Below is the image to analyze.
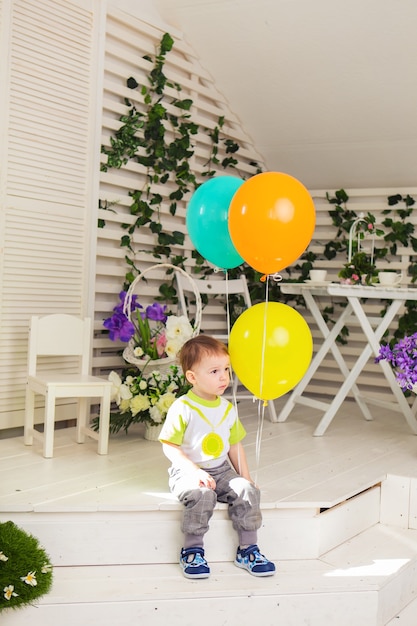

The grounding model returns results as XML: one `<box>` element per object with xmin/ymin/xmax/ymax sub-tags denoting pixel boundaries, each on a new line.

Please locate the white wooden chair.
<box><xmin>24</xmin><ymin>314</ymin><xmax>112</xmax><ymax>458</ymax></box>
<box><xmin>175</xmin><ymin>272</ymin><xmax>278</xmax><ymax>422</ymax></box>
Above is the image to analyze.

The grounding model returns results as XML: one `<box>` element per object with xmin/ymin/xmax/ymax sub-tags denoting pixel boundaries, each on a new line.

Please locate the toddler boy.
<box><xmin>159</xmin><ymin>335</ymin><xmax>275</xmax><ymax>579</ymax></box>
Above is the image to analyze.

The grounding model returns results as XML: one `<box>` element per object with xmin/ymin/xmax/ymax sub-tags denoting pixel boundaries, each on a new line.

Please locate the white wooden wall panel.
<box><xmin>94</xmin><ymin>8</ymin><xmax>265</xmax><ymax>372</ymax></box>
<box><xmin>0</xmin><ymin>0</ymin><xmax>99</xmax><ymax>429</ymax></box>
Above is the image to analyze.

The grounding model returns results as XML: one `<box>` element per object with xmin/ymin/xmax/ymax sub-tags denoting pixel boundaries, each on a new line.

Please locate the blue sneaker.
<box><xmin>235</xmin><ymin>544</ymin><xmax>276</xmax><ymax>577</ymax></box>
<box><xmin>180</xmin><ymin>547</ymin><xmax>210</xmax><ymax>579</ymax></box>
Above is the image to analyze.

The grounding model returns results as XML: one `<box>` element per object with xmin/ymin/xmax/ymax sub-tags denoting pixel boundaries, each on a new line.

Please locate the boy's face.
<box><xmin>186</xmin><ymin>352</ymin><xmax>230</xmax><ymax>401</ymax></box>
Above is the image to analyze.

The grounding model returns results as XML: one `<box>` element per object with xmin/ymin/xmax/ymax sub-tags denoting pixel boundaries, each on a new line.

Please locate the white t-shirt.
<box><xmin>159</xmin><ymin>390</ymin><xmax>246</xmax><ymax>469</ymax></box>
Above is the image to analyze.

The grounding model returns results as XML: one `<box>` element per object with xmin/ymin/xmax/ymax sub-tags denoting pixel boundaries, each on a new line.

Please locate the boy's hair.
<box><xmin>179</xmin><ymin>335</ymin><xmax>228</xmax><ymax>373</ymax></box>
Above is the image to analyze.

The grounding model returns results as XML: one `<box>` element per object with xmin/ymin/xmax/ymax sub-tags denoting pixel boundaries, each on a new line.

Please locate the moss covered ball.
<box><xmin>0</xmin><ymin>521</ymin><xmax>53</xmax><ymax>612</ymax></box>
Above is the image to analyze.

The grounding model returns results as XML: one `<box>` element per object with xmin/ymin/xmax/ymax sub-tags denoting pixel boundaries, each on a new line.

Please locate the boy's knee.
<box><xmin>183</xmin><ymin>487</ymin><xmax>217</xmax><ymax>508</ymax></box>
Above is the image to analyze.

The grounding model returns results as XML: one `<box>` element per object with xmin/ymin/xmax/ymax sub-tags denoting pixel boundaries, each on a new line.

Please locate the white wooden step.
<box><xmin>386</xmin><ymin>595</ymin><xmax>417</xmax><ymax>624</ymax></box>
<box><xmin>3</xmin><ymin>524</ymin><xmax>417</xmax><ymax>626</ymax></box>
<box><xmin>0</xmin><ymin>484</ymin><xmax>381</xmax><ymax>566</ymax></box>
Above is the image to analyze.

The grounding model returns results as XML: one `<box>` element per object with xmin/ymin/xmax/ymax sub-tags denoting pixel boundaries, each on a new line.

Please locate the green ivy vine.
<box><xmin>100</xmin><ymin>32</ymin><xmax>417</xmax><ymax>347</ymax></box>
<box><xmin>100</xmin><ymin>32</ymin><xmax>261</xmax><ymax>307</ymax></box>
<box><xmin>297</xmin><ymin>189</ymin><xmax>417</xmax><ymax>342</ymax></box>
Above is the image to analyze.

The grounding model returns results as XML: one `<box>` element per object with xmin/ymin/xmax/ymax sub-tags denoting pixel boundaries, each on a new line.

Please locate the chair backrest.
<box><xmin>175</xmin><ymin>272</ymin><xmax>252</xmax><ymax>339</ymax></box>
<box><xmin>28</xmin><ymin>314</ymin><xmax>92</xmax><ymax>376</ymax></box>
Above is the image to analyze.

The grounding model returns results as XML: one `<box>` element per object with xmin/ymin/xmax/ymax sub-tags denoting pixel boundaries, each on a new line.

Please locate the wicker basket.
<box><xmin>144</xmin><ymin>422</ymin><xmax>164</xmax><ymax>441</ymax></box>
<box><xmin>122</xmin><ymin>263</ymin><xmax>202</xmax><ymax>372</ymax></box>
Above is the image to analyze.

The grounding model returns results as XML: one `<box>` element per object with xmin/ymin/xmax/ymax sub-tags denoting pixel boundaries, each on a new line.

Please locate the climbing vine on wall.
<box><xmin>295</xmin><ymin>190</ymin><xmax>417</xmax><ymax>342</ymax></box>
<box><xmin>100</xmin><ymin>32</ymin><xmax>262</xmax><ymax>310</ymax></box>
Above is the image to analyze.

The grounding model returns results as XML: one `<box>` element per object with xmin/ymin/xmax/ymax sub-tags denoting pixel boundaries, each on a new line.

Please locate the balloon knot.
<box><xmin>263</xmin><ymin>400</ymin><xmax>268</xmax><ymax>407</ymax></box>
<box><xmin>260</xmin><ymin>273</ymin><xmax>283</xmax><ymax>283</ymax></box>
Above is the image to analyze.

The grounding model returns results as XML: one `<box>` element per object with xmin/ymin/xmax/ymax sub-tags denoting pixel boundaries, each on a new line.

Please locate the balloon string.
<box><xmin>259</xmin><ymin>274</ymin><xmax>270</xmax><ymax>404</ymax></box>
<box><xmin>254</xmin><ymin>399</ymin><xmax>266</xmax><ymax>484</ymax></box>
<box><xmin>224</xmin><ymin>270</ymin><xmax>242</xmax><ymax>475</ymax></box>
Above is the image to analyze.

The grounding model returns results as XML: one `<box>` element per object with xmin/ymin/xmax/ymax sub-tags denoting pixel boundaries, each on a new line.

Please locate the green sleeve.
<box><xmin>229</xmin><ymin>417</ymin><xmax>246</xmax><ymax>445</ymax></box>
<box><xmin>158</xmin><ymin>401</ymin><xmax>187</xmax><ymax>445</ymax></box>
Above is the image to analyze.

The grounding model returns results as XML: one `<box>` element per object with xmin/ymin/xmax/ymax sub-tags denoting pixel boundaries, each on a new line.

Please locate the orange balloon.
<box><xmin>228</xmin><ymin>172</ymin><xmax>316</xmax><ymax>275</ymax></box>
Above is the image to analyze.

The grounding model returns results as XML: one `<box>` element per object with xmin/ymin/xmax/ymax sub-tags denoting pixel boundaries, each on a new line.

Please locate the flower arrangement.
<box><xmin>103</xmin><ymin>291</ymin><xmax>194</xmax><ymax>363</ymax></box>
<box><xmin>0</xmin><ymin>521</ymin><xmax>53</xmax><ymax>613</ymax></box>
<box><xmin>375</xmin><ymin>333</ymin><xmax>417</xmax><ymax>391</ymax></box>
<box><xmin>339</xmin><ymin>215</ymin><xmax>384</xmax><ymax>285</ymax></box>
<box><xmin>338</xmin><ymin>251</ymin><xmax>378</xmax><ymax>285</ymax></box>
<box><xmin>103</xmin><ymin>364</ymin><xmax>191</xmax><ymax>434</ymax></box>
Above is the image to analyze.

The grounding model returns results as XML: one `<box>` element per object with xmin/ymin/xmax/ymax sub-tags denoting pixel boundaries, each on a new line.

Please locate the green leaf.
<box><xmin>127</xmin><ymin>77</ymin><xmax>138</xmax><ymax>89</ymax></box>
<box><xmin>174</xmin><ymin>99</ymin><xmax>193</xmax><ymax>111</ymax></box>
<box><xmin>150</xmin><ymin>222</ymin><xmax>162</xmax><ymax>234</ymax></box>
<box><xmin>172</xmin><ymin>231</ymin><xmax>185</xmax><ymax>245</ymax></box>
<box><xmin>388</xmin><ymin>194</ymin><xmax>402</xmax><ymax>206</ymax></box>
<box><xmin>121</xmin><ymin>235</ymin><xmax>131</xmax><ymax>248</ymax></box>
<box><xmin>160</xmin><ymin>32</ymin><xmax>174</xmax><ymax>54</ymax></box>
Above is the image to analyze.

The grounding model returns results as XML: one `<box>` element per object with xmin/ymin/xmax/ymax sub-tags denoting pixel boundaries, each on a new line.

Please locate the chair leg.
<box><xmin>24</xmin><ymin>386</ymin><xmax>35</xmax><ymax>446</ymax></box>
<box><xmin>76</xmin><ymin>398</ymin><xmax>88</xmax><ymax>444</ymax></box>
<box><xmin>267</xmin><ymin>400</ymin><xmax>278</xmax><ymax>423</ymax></box>
<box><xmin>97</xmin><ymin>388</ymin><xmax>111</xmax><ymax>455</ymax></box>
<box><xmin>43</xmin><ymin>390</ymin><xmax>56</xmax><ymax>458</ymax></box>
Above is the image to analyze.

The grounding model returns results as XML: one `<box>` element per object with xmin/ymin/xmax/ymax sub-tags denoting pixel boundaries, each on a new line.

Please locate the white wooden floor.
<box><xmin>1</xmin><ymin>395</ymin><xmax>417</xmax><ymax>514</ymax></box>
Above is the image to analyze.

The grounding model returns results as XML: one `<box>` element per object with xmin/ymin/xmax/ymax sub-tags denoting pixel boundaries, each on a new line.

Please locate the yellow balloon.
<box><xmin>229</xmin><ymin>302</ymin><xmax>313</xmax><ymax>401</ymax></box>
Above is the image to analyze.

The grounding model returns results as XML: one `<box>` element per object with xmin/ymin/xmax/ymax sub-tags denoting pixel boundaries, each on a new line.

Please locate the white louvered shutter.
<box><xmin>0</xmin><ymin>0</ymin><xmax>101</xmax><ymax>428</ymax></box>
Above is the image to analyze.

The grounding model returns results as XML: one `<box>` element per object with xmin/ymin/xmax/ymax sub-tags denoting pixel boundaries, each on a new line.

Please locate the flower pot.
<box><xmin>144</xmin><ymin>422</ymin><xmax>163</xmax><ymax>441</ymax></box>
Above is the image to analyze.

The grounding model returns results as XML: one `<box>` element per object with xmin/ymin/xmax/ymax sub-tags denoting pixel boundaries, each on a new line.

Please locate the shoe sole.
<box><xmin>234</xmin><ymin>560</ymin><xmax>276</xmax><ymax>577</ymax></box>
<box><xmin>182</xmin><ymin>570</ymin><xmax>210</xmax><ymax>579</ymax></box>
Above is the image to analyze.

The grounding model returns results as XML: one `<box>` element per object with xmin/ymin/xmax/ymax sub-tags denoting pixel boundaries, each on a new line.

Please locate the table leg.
<box><xmin>278</xmin><ymin>299</ymin><xmax>353</xmax><ymax>423</ymax></box>
<box><xmin>304</xmin><ymin>291</ymin><xmax>373</xmax><ymax>422</ymax></box>
<box><xmin>348</xmin><ymin>296</ymin><xmax>417</xmax><ymax>436</ymax></box>
<box><xmin>313</xmin><ymin>296</ymin><xmax>417</xmax><ymax>436</ymax></box>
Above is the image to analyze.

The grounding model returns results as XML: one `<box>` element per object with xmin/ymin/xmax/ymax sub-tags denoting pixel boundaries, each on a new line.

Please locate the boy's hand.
<box><xmin>196</xmin><ymin>468</ymin><xmax>216</xmax><ymax>489</ymax></box>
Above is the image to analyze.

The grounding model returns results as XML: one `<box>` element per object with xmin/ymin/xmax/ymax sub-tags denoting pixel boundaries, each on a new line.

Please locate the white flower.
<box><xmin>21</xmin><ymin>571</ymin><xmax>37</xmax><ymax>586</ymax></box>
<box><xmin>165</xmin><ymin>339</ymin><xmax>181</xmax><ymax>358</ymax></box>
<box><xmin>133</xmin><ymin>346</ymin><xmax>144</xmax><ymax>357</ymax></box>
<box><xmin>119</xmin><ymin>398</ymin><xmax>131</xmax><ymax>413</ymax></box>
<box><xmin>0</xmin><ymin>551</ymin><xmax>8</xmax><ymax>562</ymax></box>
<box><xmin>3</xmin><ymin>585</ymin><xmax>18</xmax><ymax>600</ymax></box>
<box><xmin>149</xmin><ymin>405</ymin><xmax>164</xmax><ymax>424</ymax></box>
<box><xmin>130</xmin><ymin>394</ymin><xmax>151</xmax><ymax>417</ymax></box>
<box><xmin>139</xmin><ymin>380</ymin><xmax>148</xmax><ymax>390</ymax></box>
<box><xmin>41</xmin><ymin>562</ymin><xmax>53</xmax><ymax>574</ymax></box>
<box><xmin>166</xmin><ymin>315</ymin><xmax>193</xmax><ymax>343</ymax></box>
<box><xmin>109</xmin><ymin>371</ymin><xmax>132</xmax><ymax>405</ymax></box>
<box><xmin>155</xmin><ymin>391</ymin><xmax>177</xmax><ymax>415</ymax></box>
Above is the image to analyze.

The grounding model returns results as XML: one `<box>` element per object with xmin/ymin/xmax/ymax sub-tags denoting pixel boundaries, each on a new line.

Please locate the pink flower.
<box><xmin>156</xmin><ymin>331</ymin><xmax>167</xmax><ymax>357</ymax></box>
<box><xmin>352</xmin><ymin>273</ymin><xmax>360</xmax><ymax>282</ymax></box>
<box><xmin>367</xmin><ymin>223</ymin><xmax>373</xmax><ymax>230</ymax></box>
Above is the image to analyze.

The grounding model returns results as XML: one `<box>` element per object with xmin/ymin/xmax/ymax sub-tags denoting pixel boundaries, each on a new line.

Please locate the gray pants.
<box><xmin>168</xmin><ymin>460</ymin><xmax>262</xmax><ymax>548</ymax></box>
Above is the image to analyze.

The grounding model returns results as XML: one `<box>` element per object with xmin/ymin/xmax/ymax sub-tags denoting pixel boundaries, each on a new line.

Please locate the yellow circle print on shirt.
<box><xmin>202</xmin><ymin>432</ymin><xmax>224</xmax><ymax>457</ymax></box>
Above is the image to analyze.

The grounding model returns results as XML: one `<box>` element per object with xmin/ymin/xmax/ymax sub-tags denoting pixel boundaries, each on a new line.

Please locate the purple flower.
<box><xmin>146</xmin><ymin>302</ymin><xmax>167</xmax><ymax>323</ymax></box>
<box><xmin>103</xmin><ymin>312</ymin><xmax>135</xmax><ymax>342</ymax></box>
<box><xmin>113</xmin><ymin>291</ymin><xmax>141</xmax><ymax>316</ymax></box>
<box><xmin>376</xmin><ymin>333</ymin><xmax>417</xmax><ymax>390</ymax></box>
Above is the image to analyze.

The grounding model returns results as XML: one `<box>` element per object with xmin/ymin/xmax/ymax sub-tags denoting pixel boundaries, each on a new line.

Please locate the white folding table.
<box><xmin>278</xmin><ymin>282</ymin><xmax>417</xmax><ymax>436</ymax></box>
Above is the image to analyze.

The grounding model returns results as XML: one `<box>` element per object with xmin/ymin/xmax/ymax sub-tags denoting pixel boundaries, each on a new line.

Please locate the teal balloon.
<box><xmin>186</xmin><ymin>176</ymin><xmax>245</xmax><ymax>269</ymax></box>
